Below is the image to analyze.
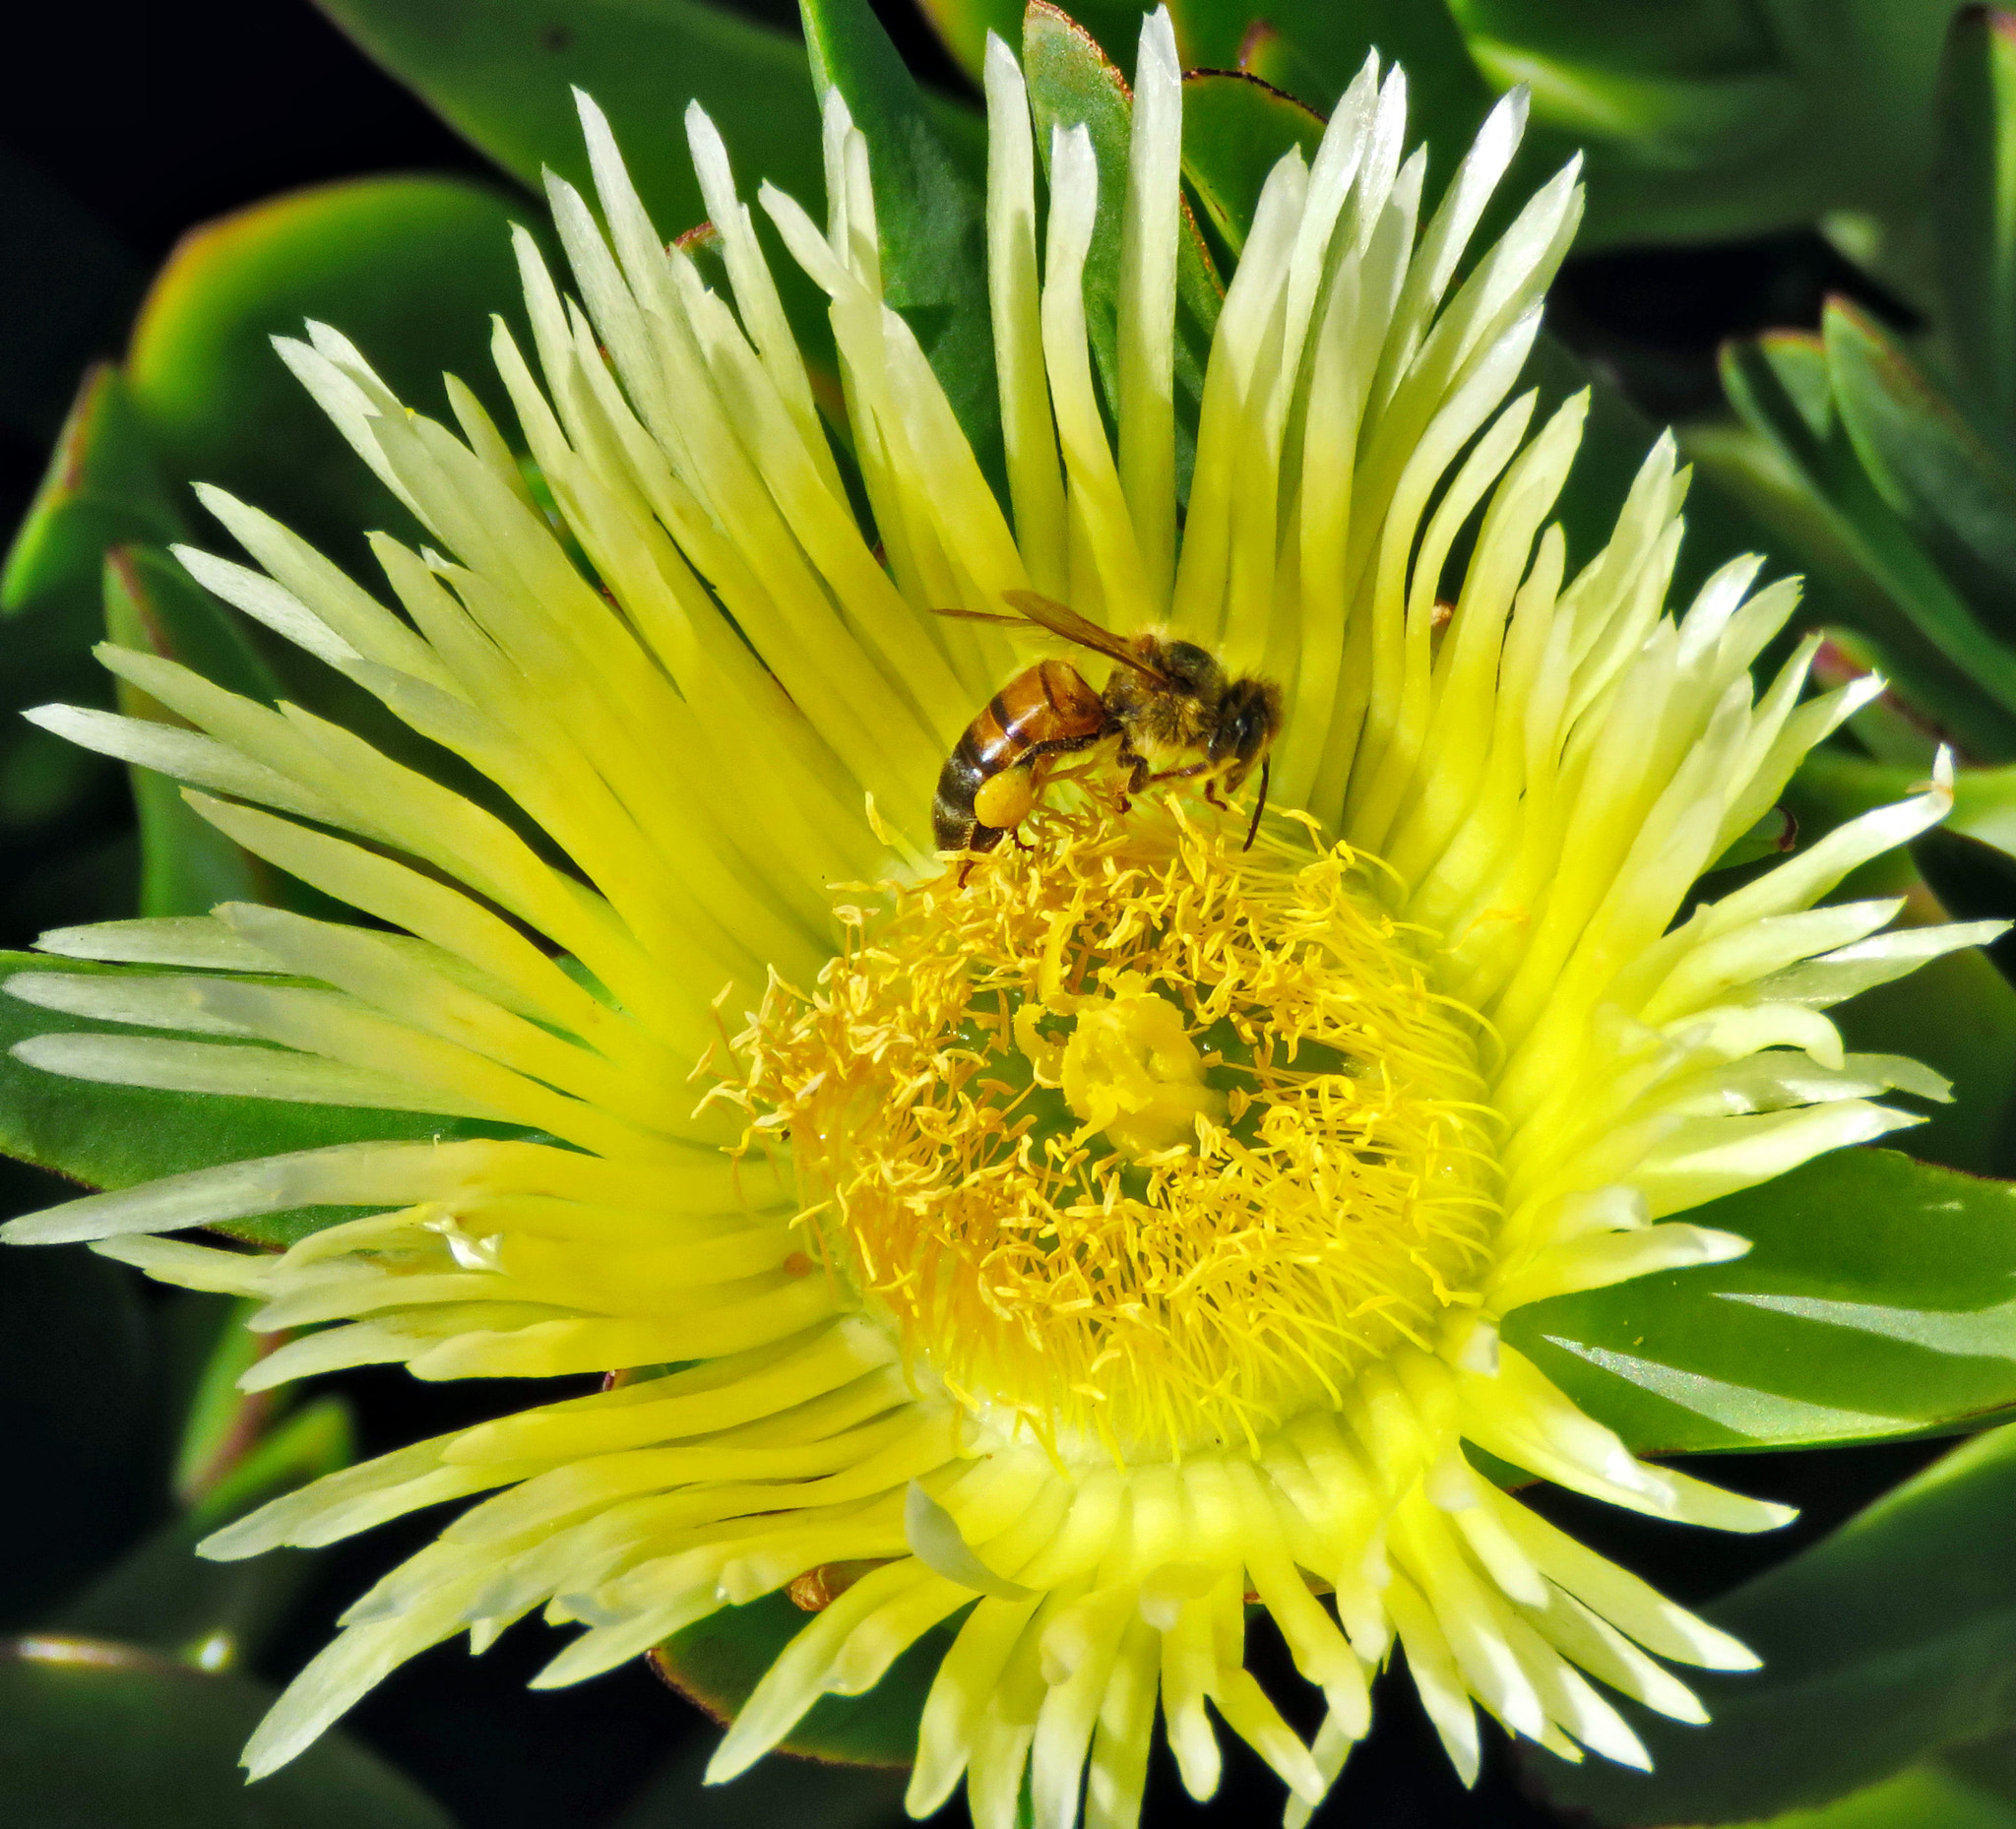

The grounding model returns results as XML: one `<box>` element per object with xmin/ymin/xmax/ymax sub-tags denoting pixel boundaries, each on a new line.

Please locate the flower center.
<box><xmin>727</xmin><ymin>800</ymin><xmax>1499</xmax><ymax>1462</ymax></box>
<box><xmin>1018</xmin><ymin>969</ymin><xmax>1224</xmax><ymax>1156</ymax></box>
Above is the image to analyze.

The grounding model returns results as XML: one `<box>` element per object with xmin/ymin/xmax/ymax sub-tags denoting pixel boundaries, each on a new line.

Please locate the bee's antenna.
<box><xmin>1243</xmin><ymin>757</ymin><xmax>1270</xmax><ymax>851</ymax></box>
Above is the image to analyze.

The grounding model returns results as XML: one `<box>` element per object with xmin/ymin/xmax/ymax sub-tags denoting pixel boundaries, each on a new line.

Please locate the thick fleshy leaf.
<box><xmin>1721</xmin><ymin>1763</ymin><xmax>2016</xmax><ymax>1829</ymax></box>
<box><xmin>1534</xmin><ymin>1421</ymin><xmax>2016</xmax><ymax>1825</ymax></box>
<box><xmin>1178</xmin><ymin>69</ymin><xmax>1325</xmax><ymax>253</ymax></box>
<box><xmin>652</xmin><ymin>1590</ymin><xmax>966</xmax><ymax>1766</ymax></box>
<box><xmin>313</xmin><ymin>0</ymin><xmax>840</xmax><ymax>375</ymax></box>
<box><xmin>798</xmin><ymin>0</ymin><xmax>998</xmax><ymax>479</ymax></box>
<box><xmin>0</xmin><ymin>1636</ymin><xmax>452</xmax><ymax>1829</ymax></box>
<box><xmin>123</xmin><ymin>175</ymin><xmax>529</xmax><ymax>567</ymax></box>
<box><xmin>1505</xmin><ymin>1150</ymin><xmax>2016</xmax><ymax>1457</ymax></box>
<box><xmin>1825</xmin><ymin>297</ymin><xmax>2016</xmax><ymax>612</ymax></box>
<box><xmin>317</xmin><ymin>0</ymin><xmax>824</xmax><ymax>240</ymax></box>
<box><xmin>0</xmin><ymin>367</ymin><xmax>153</xmax><ymax>931</ymax></box>
<box><xmin>1935</xmin><ymin>5</ymin><xmax>2016</xmax><ymax>440</ymax></box>
<box><xmin>2</xmin><ymin>364</ymin><xmax>185</xmax><ymax>628</ymax></box>
<box><xmin>0</xmin><ymin>952</ymin><xmax>522</xmax><ymax>1247</ymax></box>
<box><xmin>1022</xmin><ymin>0</ymin><xmax>1222</xmax><ymax>495</ymax></box>
<box><xmin>1714</xmin><ymin>333</ymin><xmax>2016</xmax><ymax>761</ymax></box>
<box><xmin>1950</xmin><ymin>1727</ymin><xmax>2016</xmax><ymax>1814</ymax></box>
<box><xmin>1452</xmin><ymin>0</ymin><xmax>1959</xmax><ymax>254</ymax></box>
<box><xmin>1170</xmin><ymin>0</ymin><xmax>1489</xmax><ymax>167</ymax></box>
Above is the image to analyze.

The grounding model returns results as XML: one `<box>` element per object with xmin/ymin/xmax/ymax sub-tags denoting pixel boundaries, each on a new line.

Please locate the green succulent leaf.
<box><xmin>1825</xmin><ymin>297</ymin><xmax>2016</xmax><ymax>613</ymax></box>
<box><xmin>1721</xmin><ymin>1762</ymin><xmax>2016</xmax><ymax>1829</ymax></box>
<box><xmin>0</xmin><ymin>1636</ymin><xmax>452</xmax><ymax>1829</ymax></box>
<box><xmin>1506</xmin><ymin>1150</ymin><xmax>2016</xmax><ymax>1456</ymax></box>
<box><xmin>313</xmin><ymin>0</ymin><xmax>825</xmax><ymax>225</ymax></box>
<box><xmin>798</xmin><ymin>0</ymin><xmax>999</xmax><ymax>480</ymax></box>
<box><xmin>313</xmin><ymin>0</ymin><xmax>838</xmax><ymax>370</ymax></box>
<box><xmin>3</xmin><ymin>364</ymin><xmax>185</xmax><ymax>628</ymax></box>
<box><xmin>1171</xmin><ymin>0</ymin><xmax>1489</xmax><ymax>162</ymax></box>
<box><xmin>123</xmin><ymin>175</ymin><xmax>529</xmax><ymax>568</ymax></box>
<box><xmin>1533</xmin><ymin>1421</ymin><xmax>2016</xmax><ymax>1826</ymax></box>
<box><xmin>1714</xmin><ymin>333</ymin><xmax>2016</xmax><ymax>761</ymax></box>
<box><xmin>1934</xmin><ymin>5</ymin><xmax>2016</xmax><ymax>439</ymax></box>
<box><xmin>1178</xmin><ymin>69</ymin><xmax>1325</xmax><ymax>253</ymax></box>
<box><xmin>1449</xmin><ymin>0</ymin><xmax>1958</xmax><ymax>254</ymax></box>
<box><xmin>0</xmin><ymin>952</ymin><xmax>525</xmax><ymax>1248</ymax></box>
<box><xmin>0</xmin><ymin>367</ymin><xmax>160</xmax><ymax>928</ymax></box>
<box><xmin>652</xmin><ymin>1588</ymin><xmax>967</xmax><ymax>1766</ymax></box>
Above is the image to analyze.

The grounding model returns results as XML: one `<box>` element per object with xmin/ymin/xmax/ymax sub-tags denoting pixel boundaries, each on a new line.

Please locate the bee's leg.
<box><xmin>1242</xmin><ymin>757</ymin><xmax>1271</xmax><ymax>851</ymax></box>
<box><xmin>1203</xmin><ymin>779</ymin><xmax>1231</xmax><ymax>812</ymax></box>
<box><xmin>1116</xmin><ymin>741</ymin><xmax>1150</xmax><ymax>807</ymax></box>
<box><xmin>957</xmin><ymin>857</ymin><xmax>976</xmax><ymax>888</ymax></box>
<box><xmin>1147</xmin><ymin>762</ymin><xmax>1210</xmax><ymax>784</ymax></box>
<box><xmin>1010</xmin><ymin>824</ymin><xmax>1036</xmax><ymax>851</ymax></box>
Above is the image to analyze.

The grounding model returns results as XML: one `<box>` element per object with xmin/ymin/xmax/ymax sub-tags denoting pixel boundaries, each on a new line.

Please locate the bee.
<box><xmin>931</xmin><ymin>590</ymin><xmax>1283</xmax><ymax>871</ymax></box>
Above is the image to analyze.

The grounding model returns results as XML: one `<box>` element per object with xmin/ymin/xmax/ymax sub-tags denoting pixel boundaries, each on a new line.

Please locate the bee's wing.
<box><xmin>1000</xmin><ymin>590</ymin><xmax>1166</xmax><ymax>679</ymax></box>
<box><xmin>929</xmin><ymin>607</ymin><xmax>1027</xmax><ymax>624</ymax></box>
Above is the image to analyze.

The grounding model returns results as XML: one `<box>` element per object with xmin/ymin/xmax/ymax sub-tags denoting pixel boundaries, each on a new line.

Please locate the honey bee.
<box><xmin>931</xmin><ymin>590</ymin><xmax>1283</xmax><ymax>870</ymax></box>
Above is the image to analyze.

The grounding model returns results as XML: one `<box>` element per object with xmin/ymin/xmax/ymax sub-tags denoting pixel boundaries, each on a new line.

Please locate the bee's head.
<box><xmin>1209</xmin><ymin>677</ymin><xmax>1284</xmax><ymax>778</ymax></box>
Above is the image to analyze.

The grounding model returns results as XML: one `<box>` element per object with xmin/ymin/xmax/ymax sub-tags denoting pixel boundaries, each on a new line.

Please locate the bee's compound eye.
<box><xmin>973</xmin><ymin>765</ymin><xmax>1040</xmax><ymax>832</ymax></box>
<box><xmin>1211</xmin><ymin>683</ymin><xmax>1276</xmax><ymax>763</ymax></box>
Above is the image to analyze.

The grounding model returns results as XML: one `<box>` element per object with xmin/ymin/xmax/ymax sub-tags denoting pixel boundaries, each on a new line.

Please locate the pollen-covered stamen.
<box><xmin>727</xmin><ymin>799</ymin><xmax>1501</xmax><ymax>1462</ymax></box>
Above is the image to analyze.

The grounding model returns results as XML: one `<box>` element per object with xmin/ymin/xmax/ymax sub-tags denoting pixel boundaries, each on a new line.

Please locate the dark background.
<box><xmin>0</xmin><ymin>6</ymin><xmax>1938</xmax><ymax>1826</ymax></box>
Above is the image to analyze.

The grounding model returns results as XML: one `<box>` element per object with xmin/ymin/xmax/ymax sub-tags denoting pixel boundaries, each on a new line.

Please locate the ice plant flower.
<box><xmin>1</xmin><ymin>13</ymin><xmax>1994</xmax><ymax>1827</ymax></box>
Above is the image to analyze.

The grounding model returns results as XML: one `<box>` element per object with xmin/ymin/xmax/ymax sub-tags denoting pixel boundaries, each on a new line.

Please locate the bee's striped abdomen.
<box><xmin>932</xmin><ymin>661</ymin><xmax>1108</xmax><ymax>855</ymax></box>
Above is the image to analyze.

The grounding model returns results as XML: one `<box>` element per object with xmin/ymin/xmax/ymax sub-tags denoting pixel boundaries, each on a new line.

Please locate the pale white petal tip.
<box><xmin>20</xmin><ymin>703</ymin><xmax>73</xmax><ymax>737</ymax></box>
<box><xmin>1701</xmin><ymin>1628</ymin><xmax>1764</xmax><ymax>1672</ymax></box>
<box><xmin>704</xmin><ymin>1736</ymin><xmax>763</xmax><ymax>1788</ymax></box>
<box><xmin>1140</xmin><ymin>5</ymin><xmax>1178</xmax><ymax>73</ymax></box>
<box><xmin>0</xmin><ymin>1206</ymin><xmax>78</xmax><ymax>1247</ymax></box>
<box><xmin>1681</xmin><ymin>1226</ymin><xmax>1751</xmax><ymax>1266</ymax></box>
<box><xmin>1742</xmin><ymin>1497</ymin><xmax>1799</xmax><ymax>1535</ymax></box>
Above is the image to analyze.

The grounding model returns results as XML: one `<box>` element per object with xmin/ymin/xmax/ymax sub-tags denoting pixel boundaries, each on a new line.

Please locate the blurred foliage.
<box><xmin>13</xmin><ymin>0</ymin><xmax>2016</xmax><ymax>1826</ymax></box>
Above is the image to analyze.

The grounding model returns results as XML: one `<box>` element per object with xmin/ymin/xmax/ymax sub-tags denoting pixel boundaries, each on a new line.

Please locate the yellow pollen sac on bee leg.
<box><xmin>971</xmin><ymin>764</ymin><xmax>1040</xmax><ymax>832</ymax></box>
<box><xmin>1018</xmin><ymin>970</ymin><xmax>1224</xmax><ymax>1157</ymax></box>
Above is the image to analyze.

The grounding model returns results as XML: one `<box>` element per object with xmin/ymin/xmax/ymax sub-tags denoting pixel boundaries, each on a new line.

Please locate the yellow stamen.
<box><xmin>725</xmin><ymin>796</ymin><xmax>1500</xmax><ymax>1463</ymax></box>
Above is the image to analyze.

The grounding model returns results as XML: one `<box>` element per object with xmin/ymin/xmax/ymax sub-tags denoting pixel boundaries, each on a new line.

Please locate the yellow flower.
<box><xmin>1</xmin><ymin>12</ymin><xmax>1986</xmax><ymax>1827</ymax></box>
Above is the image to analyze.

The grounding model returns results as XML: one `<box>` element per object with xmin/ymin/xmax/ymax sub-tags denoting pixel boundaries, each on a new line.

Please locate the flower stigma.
<box><xmin>727</xmin><ymin>792</ymin><xmax>1500</xmax><ymax>1466</ymax></box>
